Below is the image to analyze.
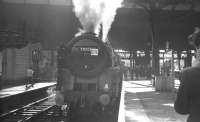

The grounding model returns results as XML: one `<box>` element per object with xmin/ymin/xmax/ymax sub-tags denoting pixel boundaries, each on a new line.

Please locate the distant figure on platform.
<box><xmin>26</xmin><ymin>67</ymin><xmax>34</xmax><ymax>89</ymax></box>
<box><xmin>174</xmin><ymin>27</ymin><xmax>200</xmax><ymax>122</ymax></box>
<box><xmin>121</xmin><ymin>61</ymin><xmax>128</xmax><ymax>80</ymax></box>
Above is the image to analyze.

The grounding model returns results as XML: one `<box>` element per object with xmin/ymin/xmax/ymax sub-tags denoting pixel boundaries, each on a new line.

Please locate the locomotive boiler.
<box><xmin>55</xmin><ymin>33</ymin><xmax>123</xmax><ymax>115</ymax></box>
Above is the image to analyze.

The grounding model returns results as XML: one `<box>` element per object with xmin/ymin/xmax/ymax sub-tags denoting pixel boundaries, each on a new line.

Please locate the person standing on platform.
<box><xmin>174</xmin><ymin>27</ymin><xmax>200</xmax><ymax>122</ymax></box>
<box><xmin>120</xmin><ymin>61</ymin><xmax>128</xmax><ymax>81</ymax></box>
<box><xmin>26</xmin><ymin>67</ymin><xmax>34</xmax><ymax>89</ymax></box>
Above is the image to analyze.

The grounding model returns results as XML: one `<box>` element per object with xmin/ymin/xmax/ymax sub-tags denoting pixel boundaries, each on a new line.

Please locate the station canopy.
<box><xmin>110</xmin><ymin>7</ymin><xmax>200</xmax><ymax>51</ymax></box>
<box><xmin>1</xmin><ymin>0</ymin><xmax>200</xmax><ymax>51</ymax></box>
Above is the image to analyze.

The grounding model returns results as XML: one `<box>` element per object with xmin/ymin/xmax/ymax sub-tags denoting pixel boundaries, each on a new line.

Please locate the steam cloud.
<box><xmin>72</xmin><ymin>0</ymin><xmax>123</xmax><ymax>42</ymax></box>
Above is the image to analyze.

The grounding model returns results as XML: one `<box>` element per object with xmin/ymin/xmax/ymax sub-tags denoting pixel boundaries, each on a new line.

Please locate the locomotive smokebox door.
<box><xmin>65</xmin><ymin>33</ymin><xmax>112</xmax><ymax>78</ymax></box>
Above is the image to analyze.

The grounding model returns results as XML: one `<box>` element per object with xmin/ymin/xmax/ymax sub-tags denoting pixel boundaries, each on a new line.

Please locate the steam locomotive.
<box><xmin>55</xmin><ymin>33</ymin><xmax>123</xmax><ymax>116</ymax></box>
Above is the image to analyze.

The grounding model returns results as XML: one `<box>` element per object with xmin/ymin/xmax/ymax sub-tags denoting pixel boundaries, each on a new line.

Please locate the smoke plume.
<box><xmin>72</xmin><ymin>0</ymin><xmax>122</xmax><ymax>42</ymax></box>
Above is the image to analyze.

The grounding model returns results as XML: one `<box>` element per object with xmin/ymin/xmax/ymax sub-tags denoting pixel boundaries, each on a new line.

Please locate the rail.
<box><xmin>0</xmin><ymin>95</ymin><xmax>69</xmax><ymax>122</ymax></box>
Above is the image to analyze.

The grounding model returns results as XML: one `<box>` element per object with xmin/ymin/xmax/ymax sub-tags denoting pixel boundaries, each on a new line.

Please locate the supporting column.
<box><xmin>1</xmin><ymin>49</ymin><xmax>7</xmax><ymax>88</ymax></box>
<box><xmin>129</xmin><ymin>51</ymin><xmax>134</xmax><ymax>80</ymax></box>
<box><xmin>32</xmin><ymin>49</ymin><xmax>41</xmax><ymax>82</ymax></box>
<box><xmin>177</xmin><ymin>51</ymin><xmax>181</xmax><ymax>71</ymax></box>
<box><xmin>3</xmin><ymin>48</ymin><xmax>16</xmax><ymax>81</ymax></box>
<box><xmin>145</xmin><ymin>50</ymin><xmax>151</xmax><ymax>79</ymax></box>
<box><xmin>170</xmin><ymin>50</ymin><xmax>175</xmax><ymax>91</ymax></box>
<box><xmin>185</xmin><ymin>50</ymin><xmax>192</xmax><ymax>67</ymax></box>
<box><xmin>50</xmin><ymin>50</ymin><xmax>57</xmax><ymax>81</ymax></box>
<box><xmin>152</xmin><ymin>49</ymin><xmax>160</xmax><ymax>75</ymax></box>
<box><xmin>145</xmin><ymin>50</ymin><xmax>151</xmax><ymax>65</ymax></box>
<box><xmin>150</xmin><ymin>8</ymin><xmax>160</xmax><ymax>84</ymax></box>
<box><xmin>152</xmin><ymin>48</ymin><xmax>159</xmax><ymax>87</ymax></box>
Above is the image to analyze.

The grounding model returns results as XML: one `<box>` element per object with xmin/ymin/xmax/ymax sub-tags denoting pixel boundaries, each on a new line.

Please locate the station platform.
<box><xmin>118</xmin><ymin>80</ymin><xmax>188</xmax><ymax>122</ymax></box>
<box><xmin>0</xmin><ymin>82</ymin><xmax>56</xmax><ymax>115</ymax></box>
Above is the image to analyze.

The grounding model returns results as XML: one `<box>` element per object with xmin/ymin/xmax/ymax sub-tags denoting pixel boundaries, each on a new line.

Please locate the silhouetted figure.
<box><xmin>26</xmin><ymin>67</ymin><xmax>34</xmax><ymax>89</ymax></box>
<box><xmin>174</xmin><ymin>27</ymin><xmax>200</xmax><ymax>122</ymax></box>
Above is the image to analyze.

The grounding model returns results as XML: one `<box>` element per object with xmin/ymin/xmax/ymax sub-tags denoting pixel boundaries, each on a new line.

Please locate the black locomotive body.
<box><xmin>55</xmin><ymin>33</ymin><xmax>122</xmax><ymax>114</ymax></box>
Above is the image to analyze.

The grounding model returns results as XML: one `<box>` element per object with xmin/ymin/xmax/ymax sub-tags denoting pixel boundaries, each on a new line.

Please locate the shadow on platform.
<box><xmin>123</xmin><ymin>80</ymin><xmax>188</xmax><ymax>122</ymax></box>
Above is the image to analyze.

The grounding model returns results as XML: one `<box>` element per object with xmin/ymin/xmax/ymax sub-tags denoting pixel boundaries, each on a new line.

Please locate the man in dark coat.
<box><xmin>174</xmin><ymin>27</ymin><xmax>200</xmax><ymax>122</ymax></box>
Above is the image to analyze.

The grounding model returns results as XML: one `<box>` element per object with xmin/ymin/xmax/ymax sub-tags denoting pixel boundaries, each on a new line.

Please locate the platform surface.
<box><xmin>118</xmin><ymin>80</ymin><xmax>188</xmax><ymax>122</ymax></box>
<box><xmin>0</xmin><ymin>82</ymin><xmax>56</xmax><ymax>98</ymax></box>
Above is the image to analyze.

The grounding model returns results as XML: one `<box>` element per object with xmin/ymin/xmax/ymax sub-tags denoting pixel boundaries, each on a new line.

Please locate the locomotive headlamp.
<box><xmin>103</xmin><ymin>83</ymin><xmax>109</xmax><ymax>92</ymax></box>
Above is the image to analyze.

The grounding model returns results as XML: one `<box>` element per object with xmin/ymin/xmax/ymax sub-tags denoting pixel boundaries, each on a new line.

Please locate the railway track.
<box><xmin>0</xmin><ymin>95</ymin><xmax>70</xmax><ymax>122</ymax></box>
